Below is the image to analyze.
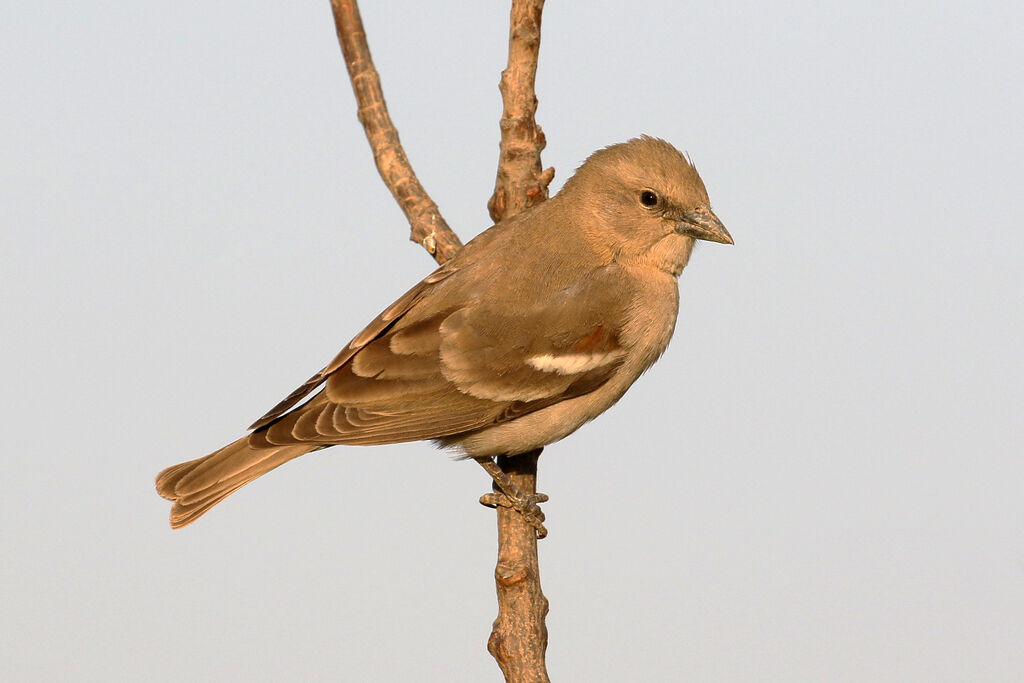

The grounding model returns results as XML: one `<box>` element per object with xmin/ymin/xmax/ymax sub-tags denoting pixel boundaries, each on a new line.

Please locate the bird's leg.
<box><xmin>476</xmin><ymin>455</ymin><xmax>549</xmax><ymax>539</ymax></box>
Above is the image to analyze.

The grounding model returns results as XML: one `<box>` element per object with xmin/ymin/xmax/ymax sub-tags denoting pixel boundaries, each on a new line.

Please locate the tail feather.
<box><xmin>156</xmin><ymin>436</ymin><xmax>317</xmax><ymax>528</ymax></box>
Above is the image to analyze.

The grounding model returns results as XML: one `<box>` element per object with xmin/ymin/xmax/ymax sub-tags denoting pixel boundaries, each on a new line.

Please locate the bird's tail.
<box><xmin>156</xmin><ymin>436</ymin><xmax>318</xmax><ymax>528</ymax></box>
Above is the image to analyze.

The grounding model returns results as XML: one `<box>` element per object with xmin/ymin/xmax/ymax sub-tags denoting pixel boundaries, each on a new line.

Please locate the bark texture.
<box><xmin>487</xmin><ymin>451</ymin><xmax>550</xmax><ymax>683</ymax></box>
<box><xmin>488</xmin><ymin>0</ymin><xmax>554</xmax><ymax>225</ymax></box>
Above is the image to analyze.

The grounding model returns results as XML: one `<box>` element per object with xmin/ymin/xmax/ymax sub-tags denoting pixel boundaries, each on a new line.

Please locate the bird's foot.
<box><xmin>479</xmin><ymin>491</ymin><xmax>549</xmax><ymax>539</ymax></box>
<box><xmin>475</xmin><ymin>454</ymin><xmax>549</xmax><ymax>539</ymax></box>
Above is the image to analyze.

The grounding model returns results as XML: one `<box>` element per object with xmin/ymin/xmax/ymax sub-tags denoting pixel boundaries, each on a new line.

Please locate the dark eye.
<box><xmin>640</xmin><ymin>190</ymin><xmax>659</xmax><ymax>207</ymax></box>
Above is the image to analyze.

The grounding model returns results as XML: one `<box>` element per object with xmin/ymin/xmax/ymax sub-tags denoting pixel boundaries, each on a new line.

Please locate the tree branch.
<box><xmin>329</xmin><ymin>0</ymin><xmax>463</xmax><ymax>264</ymax></box>
<box><xmin>487</xmin><ymin>451</ymin><xmax>550</xmax><ymax>682</ymax></box>
<box><xmin>488</xmin><ymin>0</ymin><xmax>554</xmax><ymax>224</ymax></box>
<box><xmin>487</xmin><ymin>2</ymin><xmax>551</xmax><ymax>681</ymax></box>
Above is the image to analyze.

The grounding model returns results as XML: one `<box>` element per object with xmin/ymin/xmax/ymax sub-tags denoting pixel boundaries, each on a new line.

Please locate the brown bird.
<box><xmin>156</xmin><ymin>136</ymin><xmax>732</xmax><ymax>533</ymax></box>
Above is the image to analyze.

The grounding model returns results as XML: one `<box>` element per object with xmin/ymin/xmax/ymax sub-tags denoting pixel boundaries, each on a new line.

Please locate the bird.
<box><xmin>156</xmin><ymin>136</ymin><xmax>732</xmax><ymax>533</ymax></box>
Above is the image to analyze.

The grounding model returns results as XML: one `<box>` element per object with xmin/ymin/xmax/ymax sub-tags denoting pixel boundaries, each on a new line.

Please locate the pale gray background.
<box><xmin>3</xmin><ymin>1</ymin><xmax>1022</xmax><ymax>681</ymax></box>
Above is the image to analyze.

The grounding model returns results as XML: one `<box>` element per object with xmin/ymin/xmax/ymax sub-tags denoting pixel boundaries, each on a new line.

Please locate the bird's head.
<box><xmin>561</xmin><ymin>136</ymin><xmax>732</xmax><ymax>274</ymax></box>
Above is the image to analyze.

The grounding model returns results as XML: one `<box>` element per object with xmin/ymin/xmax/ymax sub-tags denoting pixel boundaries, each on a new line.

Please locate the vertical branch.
<box><xmin>329</xmin><ymin>0</ymin><xmax>463</xmax><ymax>264</ymax></box>
<box><xmin>488</xmin><ymin>0</ymin><xmax>555</xmax><ymax>224</ymax></box>
<box><xmin>488</xmin><ymin>2</ymin><xmax>552</xmax><ymax>682</ymax></box>
<box><xmin>488</xmin><ymin>451</ymin><xmax>550</xmax><ymax>683</ymax></box>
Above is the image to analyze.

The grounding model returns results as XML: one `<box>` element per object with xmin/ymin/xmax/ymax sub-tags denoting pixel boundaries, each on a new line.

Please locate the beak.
<box><xmin>677</xmin><ymin>207</ymin><xmax>733</xmax><ymax>245</ymax></box>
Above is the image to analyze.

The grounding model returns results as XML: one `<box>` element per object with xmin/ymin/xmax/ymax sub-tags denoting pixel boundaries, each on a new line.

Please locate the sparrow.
<box><xmin>156</xmin><ymin>136</ymin><xmax>732</xmax><ymax>533</ymax></box>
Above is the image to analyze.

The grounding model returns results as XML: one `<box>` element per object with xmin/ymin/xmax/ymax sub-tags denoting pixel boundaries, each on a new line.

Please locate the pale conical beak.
<box><xmin>677</xmin><ymin>207</ymin><xmax>733</xmax><ymax>245</ymax></box>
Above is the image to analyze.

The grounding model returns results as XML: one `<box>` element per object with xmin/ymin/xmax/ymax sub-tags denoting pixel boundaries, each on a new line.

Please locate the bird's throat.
<box><xmin>643</xmin><ymin>233</ymin><xmax>695</xmax><ymax>276</ymax></box>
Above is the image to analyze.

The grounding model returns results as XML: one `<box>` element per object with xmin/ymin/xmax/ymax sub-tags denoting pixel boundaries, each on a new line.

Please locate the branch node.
<box><xmin>495</xmin><ymin>563</ymin><xmax>530</xmax><ymax>586</ymax></box>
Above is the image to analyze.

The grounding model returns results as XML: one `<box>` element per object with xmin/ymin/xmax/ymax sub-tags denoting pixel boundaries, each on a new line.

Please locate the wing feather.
<box><xmin>248</xmin><ymin>263</ymin><xmax>631</xmax><ymax>449</ymax></box>
<box><xmin>248</xmin><ymin>266</ymin><xmax>457</xmax><ymax>430</ymax></box>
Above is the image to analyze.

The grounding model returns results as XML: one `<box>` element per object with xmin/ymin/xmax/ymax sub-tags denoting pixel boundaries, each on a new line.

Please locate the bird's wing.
<box><xmin>248</xmin><ymin>263</ymin><xmax>457</xmax><ymax>430</ymax></box>
<box><xmin>249</xmin><ymin>264</ymin><xmax>630</xmax><ymax>448</ymax></box>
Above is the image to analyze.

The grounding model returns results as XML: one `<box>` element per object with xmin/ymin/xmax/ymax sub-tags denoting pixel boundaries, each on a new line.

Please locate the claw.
<box><xmin>475</xmin><ymin>454</ymin><xmax>549</xmax><ymax>539</ymax></box>
<box><xmin>479</xmin><ymin>491</ymin><xmax>549</xmax><ymax>539</ymax></box>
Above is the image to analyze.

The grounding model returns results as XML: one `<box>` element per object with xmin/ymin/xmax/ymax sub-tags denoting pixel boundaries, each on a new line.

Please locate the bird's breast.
<box><xmin>618</xmin><ymin>268</ymin><xmax>680</xmax><ymax>374</ymax></box>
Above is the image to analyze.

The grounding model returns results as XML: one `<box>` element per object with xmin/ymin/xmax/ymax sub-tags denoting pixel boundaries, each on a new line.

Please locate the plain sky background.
<box><xmin>3</xmin><ymin>1</ymin><xmax>1022</xmax><ymax>681</ymax></box>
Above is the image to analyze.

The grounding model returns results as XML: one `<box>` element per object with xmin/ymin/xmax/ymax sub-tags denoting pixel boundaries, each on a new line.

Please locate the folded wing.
<box><xmin>248</xmin><ymin>264</ymin><xmax>630</xmax><ymax>449</ymax></box>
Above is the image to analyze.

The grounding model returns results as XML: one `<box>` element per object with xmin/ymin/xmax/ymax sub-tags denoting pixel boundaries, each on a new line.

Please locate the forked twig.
<box><xmin>329</xmin><ymin>2</ymin><xmax>551</xmax><ymax>680</ymax></box>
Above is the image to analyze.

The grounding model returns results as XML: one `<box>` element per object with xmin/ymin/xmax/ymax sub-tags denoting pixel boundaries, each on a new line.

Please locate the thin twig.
<box><xmin>329</xmin><ymin>0</ymin><xmax>463</xmax><ymax>264</ymax></box>
<box><xmin>488</xmin><ymin>0</ymin><xmax>554</xmax><ymax>224</ymax></box>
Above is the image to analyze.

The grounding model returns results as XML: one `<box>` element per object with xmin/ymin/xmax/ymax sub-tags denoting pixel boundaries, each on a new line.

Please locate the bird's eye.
<box><xmin>640</xmin><ymin>190</ymin><xmax>659</xmax><ymax>207</ymax></box>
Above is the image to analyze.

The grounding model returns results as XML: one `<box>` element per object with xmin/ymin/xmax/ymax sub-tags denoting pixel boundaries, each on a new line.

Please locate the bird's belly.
<box><xmin>450</xmin><ymin>380</ymin><xmax>630</xmax><ymax>457</ymax></box>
